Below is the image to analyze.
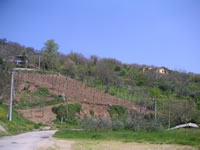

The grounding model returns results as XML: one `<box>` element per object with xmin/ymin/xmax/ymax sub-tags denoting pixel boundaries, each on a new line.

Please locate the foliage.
<box><xmin>111</xmin><ymin>119</ymin><xmax>124</xmax><ymax>130</ymax></box>
<box><xmin>41</xmin><ymin>39</ymin><xmax>59</xmax><ymax>70</ymax></box>
<box><xmin>0</xmin><ymin>58</ymin><xmax>12</xmax><ymax>100</ymax></box>
<box><xmin>150</xmin><ymin>88</ymin><xmax>162</xmax><ymax>98</ymax></box>
<box><xmin>17</xmin><ymin>87</ymin><xmax>63</xmax><ymax>109</ymax></box>
<box><xmin>52</xmin><ymin>103</ymin><xmax>81</xmax><ymax>125</ymax></box>
<box><xmin>109</xmin><ymin>105</ymin><xmax>127</xmax><ymax>120</ymax></box>
<box><xmin>125</xmin><ymin>110</ymin><xmax>162</xmax><ymax>131</ymax></box>
<box><xmin>78</xmin><ymin>117</ymin><xmax>112</xmax><ymax>131</ymax></box>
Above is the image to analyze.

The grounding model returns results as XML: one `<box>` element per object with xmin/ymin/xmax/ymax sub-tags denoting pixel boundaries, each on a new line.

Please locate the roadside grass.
<box><xmin>0</xmin><ymin>105</ymin><xmax>38</xmax><ymax>136</ymax></box>
<box><xmin>0</xmin><ymin>130</ymin><xmax>7</xmax><ymax>137</ymax></box>
<box><xmin>54</xmin><ymin>129</ymin><xmax>200</xmax><ymax>147</ymax></box>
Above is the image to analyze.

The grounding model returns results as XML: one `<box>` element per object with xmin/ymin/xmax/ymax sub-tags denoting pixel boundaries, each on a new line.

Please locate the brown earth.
<box><xmin>17</xmin><ymin>105</ymin><xmax>57</xmax><ymax>124</ymax></box>
<box><xmin>17</xmin><ymin>102</ymin><xmax>111</xmax><ymax>124</ymax></box>
<box><xmin>36</xmin><ymin>139</ymin><xmax>198</xmax><ymax>150</ymax></box>
<box><xmin>73</xmin><ymin>140</ymin><xmax>198</xmax><ymax>150</ymax></box>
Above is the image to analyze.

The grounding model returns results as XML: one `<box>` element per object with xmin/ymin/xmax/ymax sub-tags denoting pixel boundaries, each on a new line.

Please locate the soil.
<box><xmin>35</xmin><ymin>138</ymin><xmax>74</xmax><ymax>150</ymax></box>
<box><xmin>73</xmin><ymin>140</ymin><xmax>198</xmax><ymax>150</ymax></box>
<box><xmin>17</xmin><ymin>105</ymin><xmax>57</xmax><ymax>124</ymax></box>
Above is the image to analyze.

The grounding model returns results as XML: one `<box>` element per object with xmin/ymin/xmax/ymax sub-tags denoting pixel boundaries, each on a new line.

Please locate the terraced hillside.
<box><xmin>14</xmin><ymin>72</ymin><xmax>148</xmax><ymax>124</ymax></box>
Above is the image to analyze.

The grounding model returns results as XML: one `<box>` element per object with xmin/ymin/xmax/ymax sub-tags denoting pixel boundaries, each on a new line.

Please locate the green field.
<box><xmin>54</xmin><ymin>129</ymin><xmax>200</xmax><ymax>147</ymax></box>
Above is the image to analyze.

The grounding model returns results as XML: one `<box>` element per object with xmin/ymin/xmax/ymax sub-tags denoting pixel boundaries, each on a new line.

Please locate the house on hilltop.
<box><xmin>157</xmin><ymin>67</ymin><xmax>169</xmax><ymax>74</ymax></box>
<box><xmin>143</xmin><ymin>66</ymin><xmax>169</xmax><ymax>74</ymax></box>
<box><xmin>9</xmin><ymin>55</ymin><xmax>29</xmax><ymax>67</ymax></box>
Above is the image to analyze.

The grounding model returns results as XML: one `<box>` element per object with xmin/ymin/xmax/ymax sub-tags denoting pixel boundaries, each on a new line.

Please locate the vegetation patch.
<box><xmin>17</xmin><ymin>86</ymin><xmax>63</xmax><ymax>109</ymax></box>
<box><xmin>54</xmin><ymin>129</ymin><xmax>200</xmax><ymax>147</ymax></box>
<box><xmin>109</xmin><ymin>105</ymin><xmax>128</xmax><ymax>120</ymax></box>
<box><xmin>52</xmin><ymin>103</ymin><xmax>81</xmax><ymax>125</ymax></box>
<box><xmin>0</xmin><ymin>105</ymin><xmax>38</xmax><ymax>136</ymax></box>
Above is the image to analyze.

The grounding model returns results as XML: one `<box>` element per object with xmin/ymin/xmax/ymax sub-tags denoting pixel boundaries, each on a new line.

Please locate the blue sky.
<box><xmin>0</xmin><ymin>0</ymin><xmax>200</xmax><ymax>73</ymax></box>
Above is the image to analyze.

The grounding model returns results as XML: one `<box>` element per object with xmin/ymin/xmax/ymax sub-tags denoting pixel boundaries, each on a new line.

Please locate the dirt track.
<box><xmin>0</xmin><ymin>130</ymin><xmax>60</xmax><ymax>150</ymax></box>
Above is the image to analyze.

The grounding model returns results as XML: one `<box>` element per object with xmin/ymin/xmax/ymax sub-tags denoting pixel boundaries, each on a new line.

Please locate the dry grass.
<box><xmin>72</xmin><ymin>140</ymin><xmax>198</xmax><ymax>150</ymax></box>
<box><xmin>36</xmin><ymin>138</ymin><xmax>74</xmax><ymax>150</ymax></box>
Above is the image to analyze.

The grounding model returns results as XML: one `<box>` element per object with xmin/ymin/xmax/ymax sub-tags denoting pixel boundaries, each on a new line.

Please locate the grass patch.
<box><xmin>0</xmin><ymin>105</ymin><xmax>37</xmax><ymax>135</ymax></box>
<box><xmin>17</xmin><ymin>87</ymin><xmax>64</xmax><ymax>109</ymax></box>
<box><xmin>54</xmin><ymin>129</ymin><xmax>200</xmax><ymax>147</ymax></box>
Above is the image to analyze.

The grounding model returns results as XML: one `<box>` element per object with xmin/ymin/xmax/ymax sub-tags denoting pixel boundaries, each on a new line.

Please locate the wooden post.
<box><xmin>155</xmin><ymin>98</ymin><xmax>157</xmax><ymax>123</ymax></box>
<box><xmin>168</xmin><ymin>99</ymin><xmax>171</xmax><ymax>129</ymax></box>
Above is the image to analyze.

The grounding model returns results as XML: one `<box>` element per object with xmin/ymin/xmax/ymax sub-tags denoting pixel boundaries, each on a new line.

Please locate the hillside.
<box><xmin>13</xmin><ymin>72</ymin><xmax>147</xmax><ymax>124</ymax></box>
<box><xmin>0</xmin><ymin>39</ymin><xmax>200</xmax><ymax>128</ymax></box>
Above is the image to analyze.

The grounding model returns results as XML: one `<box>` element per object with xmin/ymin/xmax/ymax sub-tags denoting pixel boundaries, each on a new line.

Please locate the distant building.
<box><xmin>143</xmin><ymin>66</ymin><xmax>169</xmax><ymax>74</ymax></box>
<box><xmin>9</xmin><ymin>55</ymin><xmax>29</xmax><ymax>67</ymax></box>
<box><xmin>156</xmin><ymin>67</ymin><xmax>169</xmax><ymax>74</ymax></box>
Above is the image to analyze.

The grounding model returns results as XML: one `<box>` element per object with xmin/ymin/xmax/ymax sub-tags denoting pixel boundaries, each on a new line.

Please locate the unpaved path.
<box><xmin>35</xmin><ymin>138</ymin><xmax>74</xmax><ymax>150</ymax></box>
<box><xmin>74</xmin><ymin>140</ymin><xmax>198</xmax><ymax>150</ymax></box>
<box><xmin>0</xmin><ymin>130</ymin><xmax>73</xmax><ymax>150</ymax></box>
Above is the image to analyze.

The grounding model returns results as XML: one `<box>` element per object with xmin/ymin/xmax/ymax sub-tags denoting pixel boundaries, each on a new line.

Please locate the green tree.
<box><xmin>41</xmin><ymin>39</ymin><xmax>59</xmax><ymax>70</ymax></box>
<box><xmin>150</xmin><ymin>88</ymin><xmax>162</xmax><ymax>98</ymax></box>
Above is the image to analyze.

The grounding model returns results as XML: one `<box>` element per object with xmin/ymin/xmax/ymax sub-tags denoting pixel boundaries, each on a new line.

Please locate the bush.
<box><xmin>38</xmin><ymin>87</ymin><xmax>49</xmax><ymax>96</ymax></box>
<box><xmin>79</xmin><ymin>117</ymin><xmax>112</xmax><ymax>131</ymax></box>
<box><xmin>52</xmin><ymin>103</ymin><xmax>81</xmax><ymax>125</ymax></box>
<box><xmin>109</xmin><ymin>105</ymin><xmax>127</xmax><ymax>120</ymax></box>
<box><xmin>112</xmin><ymin>119</ymin><xmax>124</xmax><ymax>130</ymax></box>
<box><xmin>0</xmin><ymin>99</ymin><xmax>4</xmax><ymax>105</ymax></box>
<box><xmin>125</xmin><ymin>110</ymin><xmax>163</xmax><ymax>131</ymax></box>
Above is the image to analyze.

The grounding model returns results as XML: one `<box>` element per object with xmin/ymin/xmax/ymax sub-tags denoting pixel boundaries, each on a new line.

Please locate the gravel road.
<box><xmin>0</xmin><ymin>130</ymin><xmax>57</xmax><ymax>150</ymax></box>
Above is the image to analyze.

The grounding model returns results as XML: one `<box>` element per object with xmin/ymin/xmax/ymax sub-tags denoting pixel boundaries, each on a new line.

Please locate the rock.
<box><xmin>39</xmin><ymin>126</ymin><xmax>51</xmax><ymax>131</ymax></box>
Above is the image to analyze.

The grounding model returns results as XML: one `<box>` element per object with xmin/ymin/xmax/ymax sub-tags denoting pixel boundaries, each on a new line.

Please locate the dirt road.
<box><xmin>0</xmin><ymin>130</ymin><xmax>61</xmax><ymax>150</ymax></box>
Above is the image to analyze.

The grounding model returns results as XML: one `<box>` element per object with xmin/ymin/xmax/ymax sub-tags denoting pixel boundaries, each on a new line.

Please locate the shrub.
<box><xmin>125</xmin><ymin>110</ymin><xmax>163</xmax><ymax>131</ymax></box>
<box><xmin>52</xmin><ymin>103</ymin><xmax>81</xmax><ymax>125</ymax></box>
<box><xmin>79</xmin><ymin>117</ymin><xmax>112</xmax><ymax>131</ymax></box>
<box><xmin>109</xmin><ymin>105</ymin><xmax>127</xmax><ymax>120</ymax></box>
<box><xmin>112</xmin><ymin>119</ymin><xmax>124</xmax><ymax>130</ymax></box>
<box><xmin>0</xmin><ymin>99</ymin><xmax>4</xmax><ymax>105</ymax></box>
<box><xmin>38</xmin><ymin>87</ymin><xmax>49</xmax><ymax>96</ymax></box>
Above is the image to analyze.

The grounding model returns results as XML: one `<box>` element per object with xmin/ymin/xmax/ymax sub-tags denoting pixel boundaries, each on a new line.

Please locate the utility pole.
<box><xmin>38</xmin><ymin>52</ymin><xmax>41</xmax><ymax>70</ymax></box>
<box><xmin>66</xmin><ymin>97</ymin><xmax>68</xmax><ymax>123</ymax></box>
<box><xmin>168</xmin><ymin>99</ymin><xmax>171</xmax><ymax>129</ymax></box>
<box><xmin>62</xmin><ymin>93</ymin><xmax>68</xmax><ymax>123</ymax></box>
<box><xmin>36</xmin><ymin>52</ymin><xmax>40</xmax><ymax>69</ymax></box>
<box><xmin>155</xmin><ymin>98</ymin><xmax>157</xmax><ymax>123</ymax></box>
<box><xmin>39</xmin><ymin>54</ymin><xmax>40</xmax><ymax>69</ymax></box>
<box><xmin>9</xmin><ymin>72</ymin><xmax>14</xmax><ymax>121</ymax></box>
